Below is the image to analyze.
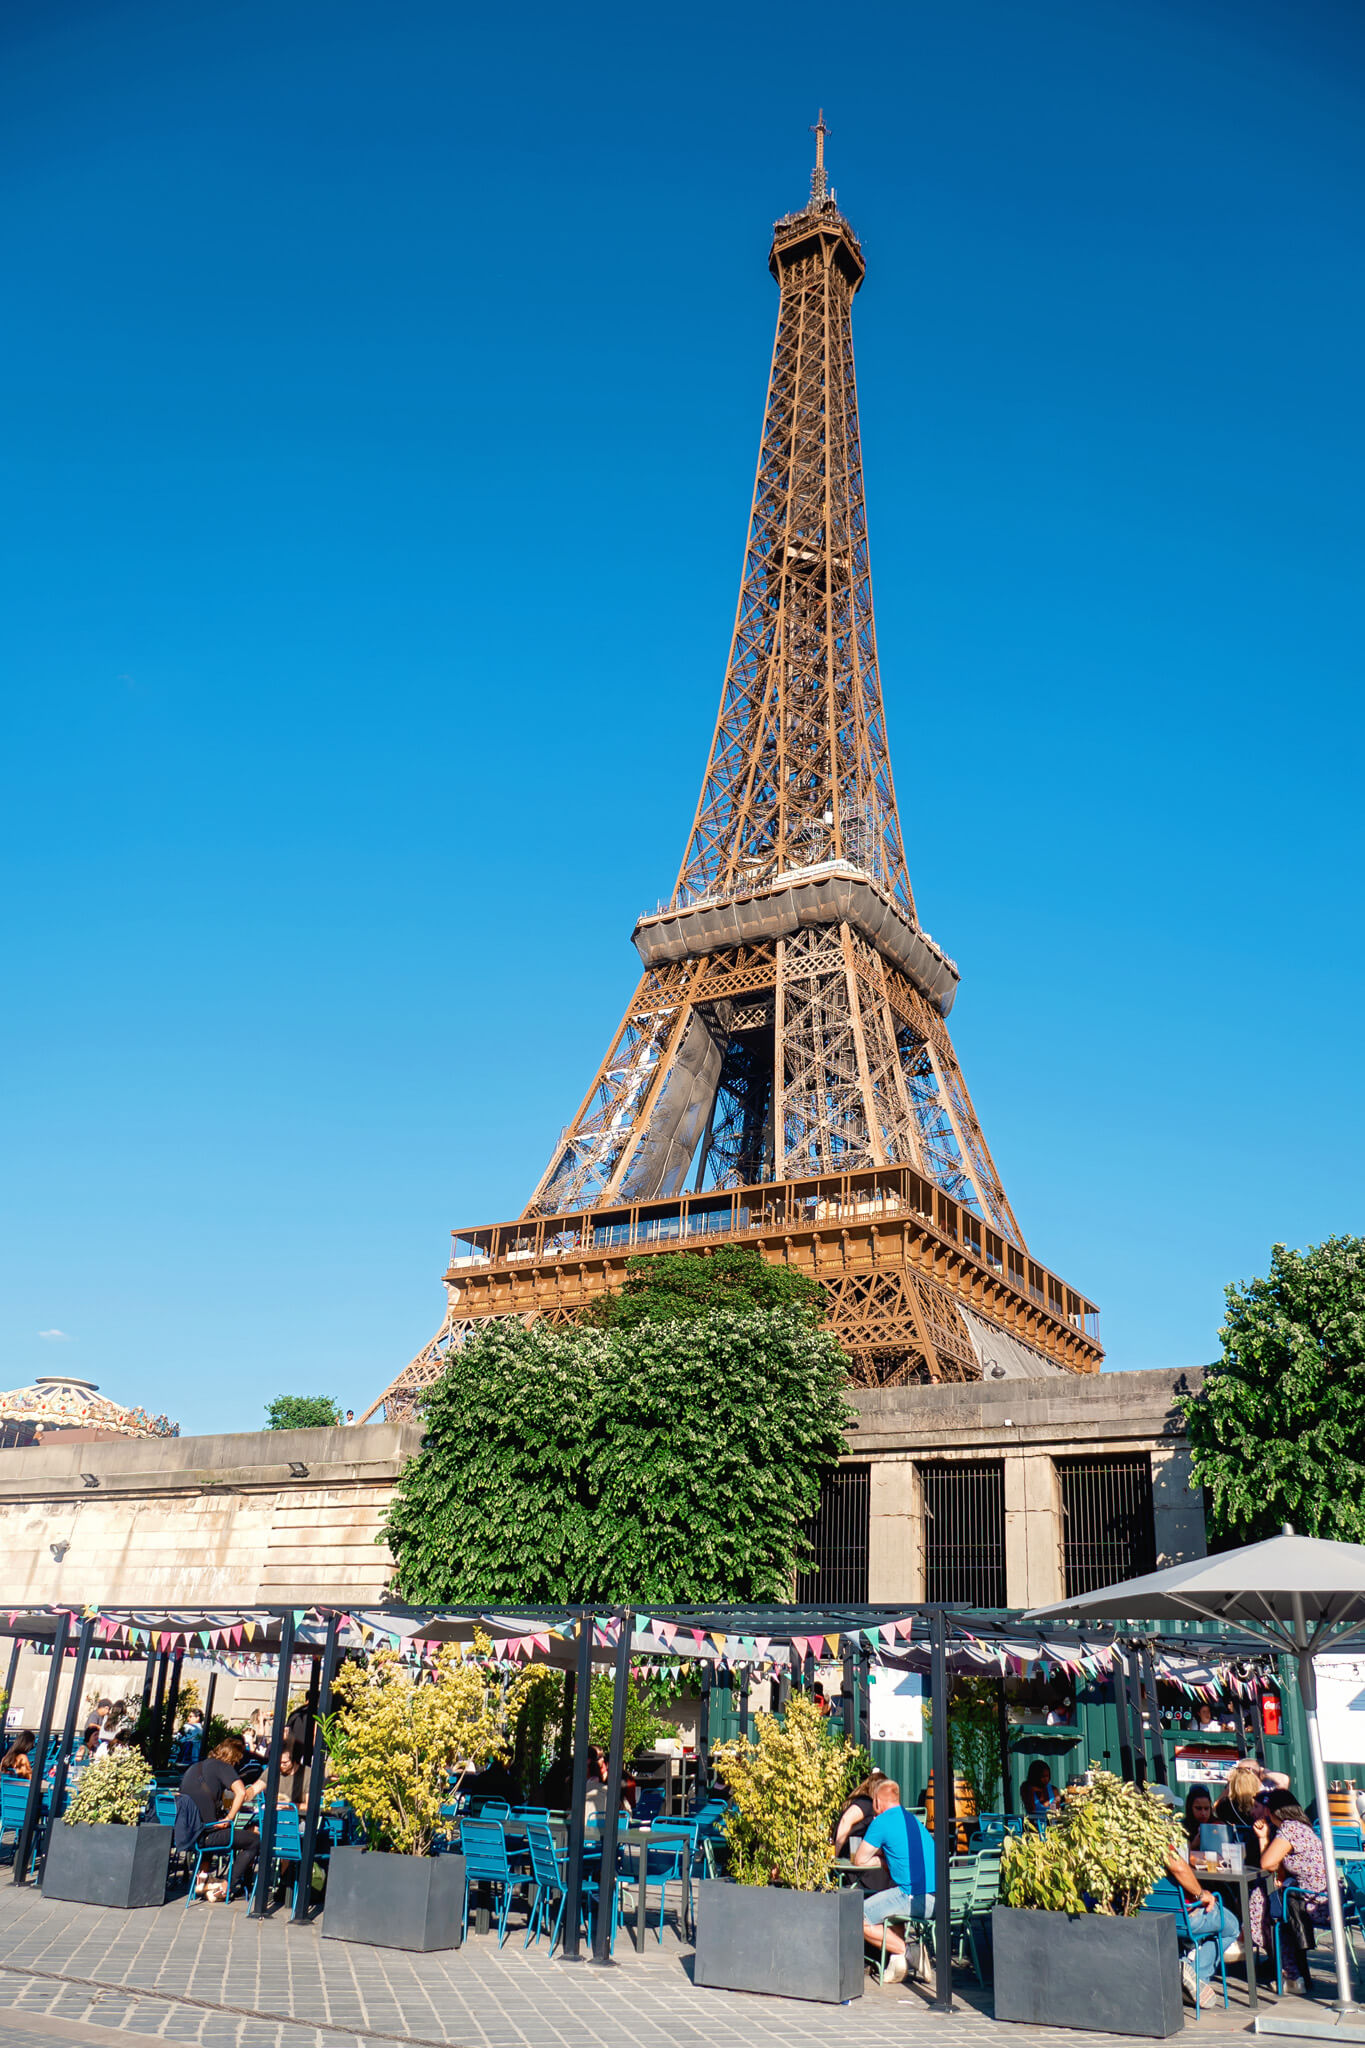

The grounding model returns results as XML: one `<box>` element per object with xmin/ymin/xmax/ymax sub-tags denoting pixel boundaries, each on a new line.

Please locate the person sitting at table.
<box><xmin>1022</xmin><ymin>1761</ymin><xmax>1057</xmax><ymax>1817</ymax></box>
<box><xmin>1183</xmin><ymin>1783</ymin><xmax>1215</xmax><ymax>1850</ymax></box>
<box><xmin>1160</xmin><ymin>1835</ymin><xmax>1241</xmax><ymax>2007</ymax></box>
<box><xmin>833</xmin><ymin>1769</ymin><xmax>887</xmax><ymax>1854</ymax></box>
<box><xmin>180</xmin><ymin>1736</ymin><xmax>260</xmax><ymax>1903</ymax></box>
<box><xmin>0</xmin><ymin>1733</ymin><xmax>35</xmax><ymax>1778</ymax></box>
<box><xmin>852</xmin><ymin>1779</ymin><xmax>935</xmax><ymax>1984</ymax></box>
<box><xmin>1246</xmin><ymin>1789</ymin><xmax>1331</xmax><ymax>1984</ymax></box>
<box><xmin>1215</xmin><ymin>1763</ymin><xmax>1266</xmax><ymax>1866</ymax></box>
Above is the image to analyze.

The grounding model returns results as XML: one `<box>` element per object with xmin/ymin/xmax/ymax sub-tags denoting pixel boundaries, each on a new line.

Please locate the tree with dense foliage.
<box><xmin>264</xmin><ymin>1394</ymin><xmax>342</xmax><ymax>1430</ymax></box>
<box><xmin>382</xmin><ymin>1309</ymin><xmax>849</xmax><ymax>1604</ymax></box>
<box><xmin>583</xmin><ymin>1244</ymin><xmax>824</xmax><ymax>1329</ymax></box>
<box><xmin>1182</xmin><ymin>1236</ymin><xmax>1365</xmax><ymax>1546</ymax></box>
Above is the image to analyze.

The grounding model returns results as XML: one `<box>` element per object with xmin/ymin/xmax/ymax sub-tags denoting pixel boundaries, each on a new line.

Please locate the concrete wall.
<box><xmin>0</xmin><ymin>1421</ymin><xmax>421</xmax><ymax>1727</ymax></box>
<box><xmin>851</xmin><ymin>1366</ymin><xmax>1205</xmax><ymax>1607</ymax></box>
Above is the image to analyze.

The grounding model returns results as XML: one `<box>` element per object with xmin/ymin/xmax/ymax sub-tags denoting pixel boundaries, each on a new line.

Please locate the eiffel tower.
<box><xmin>364</xmin><ymin>121</ymin><xmax>1101</xmax><ymax>1421</ymax></box>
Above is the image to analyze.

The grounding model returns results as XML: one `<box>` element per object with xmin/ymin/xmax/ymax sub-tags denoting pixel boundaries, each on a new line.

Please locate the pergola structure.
<box><xmin>1</xmin><ymin>1600</ymin><xmax>1283</xmax><ymax>2011</ymax></box>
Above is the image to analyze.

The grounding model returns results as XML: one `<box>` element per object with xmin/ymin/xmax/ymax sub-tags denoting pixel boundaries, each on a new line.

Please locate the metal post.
<box><xmin>1298</xmin><ymin>1644</ymin><xmax>1357</xmax><ymax>2010</ymax></box>
<box><xmin>840</xmin><ymin>1647</ymin><xmax>856</xmax><ymax>1745</ymax></box>
<box><xmin>160</xmin><ymin>1649</ymin><xmax>184</xmax><ymax>1767</ymax></box>
<box><xmin>558</xmin><ymin>1612</ymin><xmax>594</xmax><ymax>1962</ymax></box>
<box><xmin>250</xmin><ymin>1610</ymin><xmax>296</xmax><ymax>1917</ymax></box>
<box><xmin>803</xmin><ymin>1647</ymin><xmax>816</xmax><ymax>1695</ymax></box>
<box><xmin>698</xmin><ymin>1663</ymin><xmax>712</xmax><ymax>1802</ymax></box>
<box><xmin>41</xmin><ymin>1617</ymin><xmax>95</xmax><ymax>1879</ymax></box>
<box><xmin>14</xmin><ymin>1616</ymin><xmax>69</xmax><ymax>1886</ymax></box>
<box><xmin>1249</xmin><ymin>1674</ymin><xmax>1268</xmax><ymax>1766</ymax></box>
<box><xmin>1139</xmin><ymin>1646</ymin><xmax>1168</xmax><ymax>1786</ymax></box>
<box><xmin>140</xmin><ymin>1655</ymin><xmax>155</xmax><ymax>1715</ymax></box>
<box><xmin>1112</xmin><ymin>1648</ymin><xmax>1135</xmax><ymax>1782</ymax></box>
<box><xmin>739</xmin><ymin>1667</ymin><xmax>751</xmax><ymax>1743</ymax></box>
<box><xmin>929</xmin><ymin>1607</ymin><xmax>954</xmax><ymax>2012</ymax></box>
<box><xmin>202</xmin><ymin>1673</ymin><xmax>218</xmax><ymax>1758</ymax></box>
<box><xmin>1125</xmin><ymin>1651</ymin><xmax>1148</xmax><ymax>1788</ymax></box>
<box><xmin>293</xmin><ymin>1614</ymin><xmax>340</xmax><ymax>1922</ymax></box>
<box><xmin>998</xmin><ymin>1675</ymin><xmax>1014</xmax><ymax>1812</ymax></box>
<box><xmin>858</xmin><ymin>1646</ymin><xmax>871</xmax><ymax>1749</ymax></box>
<box><xmin>148</xmin><ymin>1651</ymin><xmax>168</xmax><ymax>1752</ymax></box>
<box><xmin>591</xmin><ymin>1609</ymin><xmax>633</xmax><ymax>1965</ymax></box>
<box><xmin>3</xmin><ymin>1636</ymin><xmax>20</xmax><ymax>1718</ymax></box>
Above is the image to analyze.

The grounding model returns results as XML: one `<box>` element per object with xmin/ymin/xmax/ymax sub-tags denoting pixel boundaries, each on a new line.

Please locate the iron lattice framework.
<box><xmin>365</xmin><ymin>128</ymin><xmax>1100</xmax><ymax>1421</ymax></box>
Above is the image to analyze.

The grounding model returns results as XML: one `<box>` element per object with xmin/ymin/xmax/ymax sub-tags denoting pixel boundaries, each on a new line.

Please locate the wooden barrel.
<box><xmin>1329</xmin><ymin>1787</ymin><xmax>1358</xmax><ymax>1822</ymax></box>
<box><xmin>924</xmin><ymin>1771</ymin><xmax>978</xmax><ymax>1850</ymax></box>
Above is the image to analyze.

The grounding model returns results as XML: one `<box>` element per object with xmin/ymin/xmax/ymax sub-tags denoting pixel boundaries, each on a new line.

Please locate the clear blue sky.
<box><xmin>3</xmin><ymin>0</ymin><xmax>1362</xmax><ymax>1435</ymax></box>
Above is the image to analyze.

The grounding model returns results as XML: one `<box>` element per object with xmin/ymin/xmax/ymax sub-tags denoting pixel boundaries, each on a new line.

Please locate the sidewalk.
<box><xmin>0</xmin><ymin>1887</ymin><xmax>1272</xmax><ymax>2048</ymax></box>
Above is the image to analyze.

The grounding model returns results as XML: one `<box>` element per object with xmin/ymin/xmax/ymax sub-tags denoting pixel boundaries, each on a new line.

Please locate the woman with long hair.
<box><xmin>1183</xmin><ymin>1783</ymin><xmax>1215</xmax><ymax>1850</ymax></box>
<box><xmin>1022</xmin><ymin>1761</ymin><xmax>1056</xmax><ymax>1817</ymax></box>
<box><xmin>1248</xmin><ymin>1790</ymin><xmax>1329</xmax><ymax>1981</ymax></box>
<box><xmin>833</xmin><ymin>1769</ymin><xmax>888</xmax><ymax>1853</ymax></box>
<box><xmin>1215</xmin><ymin>1763</ymin><xmax>1265</xmax><ymax>1866</ymax></box>
<box><xmin>0</xmin><ymin>1732</ymin><xmax>35</xmax><ymax>1778</ymax></box>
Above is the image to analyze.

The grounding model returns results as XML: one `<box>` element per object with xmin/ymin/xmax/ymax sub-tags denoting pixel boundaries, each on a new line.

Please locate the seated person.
<box><xmin>833</xmin><ymin>1769</ymin><xmax>887</xmax><ymax>1854</ymax></box>
<box><xmin>1162</xmin><ymin>1836</ymin><xmax>1240</xmax><ymax>2008</ymax></box>
<box><xmin>179</xmin><ymin>1737</ymin><xmax>261</xmax><ymax>1902</ymax></box>
<box><xmin>0</xmin><ymin>1733</ymin><xmax>35</xmax><ymax>1778</ymax></box>
<box><xmin>1214</xmin><ymin>1763</ymin><xmax>1266</xmax><ymax>1866</ymax></box>
<box><xmin>1183</xmin><ymin>1783</ymin><xmax>1214</xmax><ymax>1850</ymax></box>
<box><xmin>1021</xmin><ymin>1761</ymin><xmax>1057</xmax><ymax>1817</ymax></box>
<box><xmin>1247</xmin><ymin>1790</ymin><xmax>1331</xmax><ymax>1983</ymax></box>
<box><xmin>851</xmin><ymin>1779</ymin><xmax>935</xmax><ymax>1985</ymax></box>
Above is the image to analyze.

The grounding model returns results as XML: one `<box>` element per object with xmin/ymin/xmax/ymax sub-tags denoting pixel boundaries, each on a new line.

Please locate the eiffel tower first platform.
<box><xmin>365</xmin><ymin>125</ymin><xmax>1102</xmax><ymax>1421</ymax></box>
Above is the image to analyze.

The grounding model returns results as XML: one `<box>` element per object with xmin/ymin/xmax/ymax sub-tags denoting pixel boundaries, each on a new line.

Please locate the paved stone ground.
<box><xmin>0</xmin><ymin>1885</ymin><xmax>1290</xmax><ymax>2048</ymax></box>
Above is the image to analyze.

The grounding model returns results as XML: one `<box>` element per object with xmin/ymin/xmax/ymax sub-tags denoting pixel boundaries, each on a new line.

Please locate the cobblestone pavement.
<box><xmin>0</xmin><ymin>1887</ymin><xmax>1270</xmax><ymax>2048</ymax></box>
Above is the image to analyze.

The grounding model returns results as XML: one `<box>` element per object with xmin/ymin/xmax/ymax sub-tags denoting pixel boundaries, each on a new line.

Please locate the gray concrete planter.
<box><xmin>42</xmin><ymin>1822</ymin><xmax>172</xmax><ymax>1909</ymax></box>
<box><xmin>693</xmin><ymin>1878</ymin><xmax>864</xmax><ymax>2003</ymax></box>
<box><xmin>322</xmin><ymin>1847</ymin><xmax>466</xmax><ymax>1952</ymax></box>
<box><xmin>992</xmin><ymin>1904</ymin><xmax>1184</xmax><ymax>2037</ymax></box>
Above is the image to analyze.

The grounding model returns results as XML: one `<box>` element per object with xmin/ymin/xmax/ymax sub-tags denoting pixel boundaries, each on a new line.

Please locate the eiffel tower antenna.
<box><xmin>810</xmin><ymin>108</ymin><xmax>829</xmax><ymax>205</ymax></box>
<box><xmin>363</xmin><ymin>136</ymin><xmax>1101</xmax><ymax>1421</ymax></box>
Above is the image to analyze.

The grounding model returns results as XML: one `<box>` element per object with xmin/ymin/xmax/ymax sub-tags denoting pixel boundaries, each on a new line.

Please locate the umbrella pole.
<box><xmin>1297</xmin><ymin>1647</ymin><xmax>1358</xmax><ymax>2012</ymax></box>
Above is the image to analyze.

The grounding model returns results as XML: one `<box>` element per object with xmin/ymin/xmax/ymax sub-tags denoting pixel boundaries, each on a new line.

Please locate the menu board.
<box><xmin>868</xmin><ymin>1667</ymin><xmax>924</xmax><ymax>1744</ymax></box>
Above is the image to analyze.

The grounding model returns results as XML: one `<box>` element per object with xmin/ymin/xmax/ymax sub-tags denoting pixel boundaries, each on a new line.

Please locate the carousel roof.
<box><xmin>0</xmin><ymin>1372</ymin><xmax>178</xmax><ymax>1439</ymax></box>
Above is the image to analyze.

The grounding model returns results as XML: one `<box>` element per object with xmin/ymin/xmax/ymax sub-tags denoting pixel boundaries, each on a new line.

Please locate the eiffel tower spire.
<box><xmin>362</xmin><ymin>135</ymin><xmax>1101</xmax><ymax>1419</ymax></box>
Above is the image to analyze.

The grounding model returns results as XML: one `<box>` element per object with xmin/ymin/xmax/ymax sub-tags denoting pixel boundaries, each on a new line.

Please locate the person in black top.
<box><xmin>180</xmin><ymin>1736</ymin><xmax>260</xmax><ymax>1900</ymax></box>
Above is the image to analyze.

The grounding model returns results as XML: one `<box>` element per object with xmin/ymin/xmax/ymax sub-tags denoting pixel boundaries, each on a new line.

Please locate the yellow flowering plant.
<box><xmin>711</xmin><ymin>1691</ymin><xmax>853</xmax><ymax>1891</ymax></box>
<box><xmin>322</xmin><ymin>1635</ymin><xmax>515</xmax><ymax>1856</ymax></box>
<box><xmin>1000</xmin><ymin>1766</ymin><xmax>1177</xmax><ymax>1915</ymax></box>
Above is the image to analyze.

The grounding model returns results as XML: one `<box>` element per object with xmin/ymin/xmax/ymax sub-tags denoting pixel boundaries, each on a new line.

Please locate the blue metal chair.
<box><xmin>184</xmin><ymin>1813</ymin><xmax>235</xmax><ymax>1907</ymax></box>
<box><xmin>634</xmin><ymin>1789</ymin><xmax>665</xmax><ymax>1824</ymax></box>
<box><xmin>470</xmin><ymin>1797</ymin><xmax>512</xmax><ymax>1819</ymax></box>
<box><xmin>256</xmin><ymin>1806</ymin><xmax>325</xmax><ymax>1912</ymax></box>
<box><xmin>1272</xmin><ymin>1884</ymin><xmax>1321</xmax><ymax>1996</ymax></box>
<box><xmin>522</xmin><ymin>1819</ymin><xmax>569</xmax><ymax>1952</ymax></box>
<box><xmin>1141</xmin><ymin>1876</ymin><xmax>1229</xmax><ymax>2016</ymax></box>
<box><xmin>633</xmin><ymin>1825</ymin><xmax>691</xmax><ymax>1944</ymax></box>
<box><xmin>460</xmin><ymin>1818</ymin><xmax>520</xmax><ymax>1944</ymax></box>
<box><xmin>0</xmin><ymin>1777</ymin><xmax>42</xmax><ymax>1876</ymax></box>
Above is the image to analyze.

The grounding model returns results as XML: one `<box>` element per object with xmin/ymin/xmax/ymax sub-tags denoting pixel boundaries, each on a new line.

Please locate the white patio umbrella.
<box><xmin>1028</xmin><ymin>1526</ymin><xmax>1365</xmax><ymax>2027</ymax></box>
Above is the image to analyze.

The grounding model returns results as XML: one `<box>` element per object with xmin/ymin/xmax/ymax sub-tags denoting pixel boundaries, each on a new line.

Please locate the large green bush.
<box><xmin>382</xmin><ymin>1309</ymin><xmax>849</xmax><ymax>1603</ymax></box>
<box><xmin>64</xmin><ymin>1748</ymin><xmax>152</xmax><ymax>1827</ymax></box>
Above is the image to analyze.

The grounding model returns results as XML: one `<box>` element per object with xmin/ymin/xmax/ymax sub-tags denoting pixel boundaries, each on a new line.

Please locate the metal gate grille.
<box><xmin>920</xmin><ymin>1462</ymin><xmax>1006</xmax><ymax>1607</ymax></box>
<box><xmin>796</xmin><ymin>1463</ymin><xmax>870</xmax><ymax>1604</ymax></box>
<box><xmin>1057</xmin><ymin>1454</ymin><xmax>1156</xmax><ymax>1596</ymax></box>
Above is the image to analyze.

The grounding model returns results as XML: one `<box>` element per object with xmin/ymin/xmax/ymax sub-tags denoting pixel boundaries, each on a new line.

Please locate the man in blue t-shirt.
<box><xmin>852</xmin><ymin>1779</ymin><xmax>936</xmax><ymax>1983</ymax></box>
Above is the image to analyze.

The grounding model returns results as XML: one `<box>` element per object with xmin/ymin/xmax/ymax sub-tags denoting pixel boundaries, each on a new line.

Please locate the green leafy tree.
<box><xmin>264</xmin><ymin>1394</ymin><xmax>343</xmax><ymax>1431</ymax></box>
<box><xmin>583</xmin><ymin>1245</ymin><xmax>824</xmax><ymax>1330</ymax></box>
<box><xmin>1182</xmin><ymin>1237</ymin><xmax>1365</xmax><ymax>1546</ymax></box>
<box><xmin>383</xmin><ymin>1310</ymin><xmax>849</xmax><ymax>1604</ymax></box>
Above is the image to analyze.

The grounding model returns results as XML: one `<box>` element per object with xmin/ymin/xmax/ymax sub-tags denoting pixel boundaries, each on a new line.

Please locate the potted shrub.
<box><xmin>694</xmin><ymin>1693</ymin><xmax>862</xmax><ymax>2003</ymax></box>
<box><xmin>993</xmin><ymin>1768</ymin><xmax>1184</xmax><ymax>2037</ymax></box>
<box><xmin>43</xmin><ymin>1748</ymin><xmax>170</xmax><ymax>1909</ymax></box>
<box><xmin>321</xmin><ymin>1638</ymin><xmax>511</xmax><ymax>1952</ymax></box>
